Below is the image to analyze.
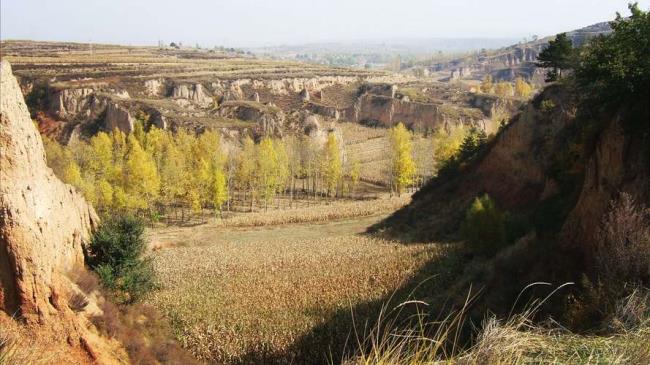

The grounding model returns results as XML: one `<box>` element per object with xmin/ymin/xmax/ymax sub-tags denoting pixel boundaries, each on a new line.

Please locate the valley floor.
<box><xmin>146</xmin><ymin>206</ymin><xmax>439</xmax><ymax>363</ymax></box>
<box><xmin>144</xmin><ymin>198</ymin><xmax>650</xmax><ymax>365</ymax></box>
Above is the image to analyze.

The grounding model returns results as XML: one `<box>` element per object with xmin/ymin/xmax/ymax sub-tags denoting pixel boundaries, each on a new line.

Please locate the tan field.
<box><xmin>145</xmin><ymin>199</ymin><xmax>441</xmax><ymax>363</ymax></box>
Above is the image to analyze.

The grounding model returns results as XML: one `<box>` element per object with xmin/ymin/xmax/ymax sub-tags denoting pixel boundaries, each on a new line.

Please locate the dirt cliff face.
<box><xmin>561</xmin><ymin>114</ymin><xmax>650</xmax><ymax>250</ymax></box>
<box><xmin>0</xmin><ymin>60</ymin><xmax>125</xmax><ymax>364</ymax></box>
<box><xmin>375</xmin><ymin>87</ymin><xmax>570</xmax><ymax>239</ymax></box>
<box><xmin>379</xmin><ymin>83</ymin><xmax>649</xmax><ymax>249</ymax></box>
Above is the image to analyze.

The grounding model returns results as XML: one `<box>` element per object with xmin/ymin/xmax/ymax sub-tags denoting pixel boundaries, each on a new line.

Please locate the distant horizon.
<box><xmin>2</xmin><ymin>0</ymin><xmax>647</xmax><ymax>49</ymax></box>
<box><xmin>1</xmin><ymin>36</ymin><xmax>523</xmax><ymax>52</ymax></box>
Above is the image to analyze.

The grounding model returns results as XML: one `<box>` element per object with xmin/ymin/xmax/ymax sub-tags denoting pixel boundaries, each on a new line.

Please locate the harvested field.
<box><xmin>146</xmin><ymin>205</ymin><xmax>440</xmax><ymax>363</ymax></box>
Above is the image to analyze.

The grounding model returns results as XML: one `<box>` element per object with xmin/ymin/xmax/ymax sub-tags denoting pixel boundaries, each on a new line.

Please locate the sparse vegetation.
<box><xmin>480</xmin><ymin>74</ymin><xmax>493</xmax><ymax>94</ymax></box>
<box><xmin>494</xmin><ymin>81</ymin><xmax>514</xmax><ymax>97</ymax></box>
<box><xmin>90</xmin><ymin>301</ymin><xmax>200</xmax><ymax>365</ymax></box>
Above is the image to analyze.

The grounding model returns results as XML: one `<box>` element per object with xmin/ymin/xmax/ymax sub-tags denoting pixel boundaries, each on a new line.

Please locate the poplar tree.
<box><xmin>212</xmin><ymin>169</ymin><xmax>228</xmax><ymax>217</ymax></box>
<box><xmin>321</xmin><ymin>132</ymin><xmax>342</xmax><ymax>197</ymax></box>
<box><xmin>389</xmin><ymin>123</ymin><xmax>416</xmax><ymax>196</ymax></box>
<box><xmin>89</xmin><ymin>132</ymin><xmax>113</xmax><ymax>181</ymax></box>
<box><xmin>514</xmin><ymin>77</ymin><xmax>533</xmax><ymax>98</ymax></box>
<box><xmin>124</xmin><ymin>134</ymin><xmax>160</xmax><ymax>210</ymax></box>
<box><xmin>494</xmin><ymin>82</ymin><xmax>514</xmax><ymax>97</ymax></box>
<box><xmin>257</xmin><ymin>137</ymin><xmax>278</xmax><ymax>211</ymax></box>
<box><xmin>432</xmin><ymin>125</ymin><xmax>466</xmax><ymax>170</ymax></box>
<box><xmin>237</xmin><ymin>136</ymin><xmax>257</xmax><ymax>210</ymax></box>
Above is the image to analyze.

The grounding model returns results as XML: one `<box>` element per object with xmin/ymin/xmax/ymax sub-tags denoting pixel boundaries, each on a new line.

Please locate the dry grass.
<box><xmin>90</xmin><ymin>300</ymin><xmax>200</xmax><ymax>365</ymax></box>
<box><xmin>215</xmin><ymin>195</ymin><xmax>410</xmax><ymax>228</ymax></box>
<box><xmin>0</xmin><ymin>326</ymin><xmax>32</xmax><ymax>365</ymax></box>
<box><xmin>349</xmin><ymin>289</ymin><xmax>650</xmax><ymax>365</ymax></box>
<box><xmin>146</xmin><ymin>214</ymin><xmax>439</xmax><ymax>363</ymax></box>
<box><xmin>0</xmin><ymin>317</ymin><xmax>60</xmax><ymax>365</ymax></box>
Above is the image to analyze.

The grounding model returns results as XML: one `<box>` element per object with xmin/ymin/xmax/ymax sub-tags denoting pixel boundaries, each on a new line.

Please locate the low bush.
<box><xmin>595</xmin><ymin>193</ymin><xmax>650</xmax><ymax>287</ymax></box>
<box><xmin>461</xmin><ymin>194</ymin><xmax>508</xmax><ymax>257</ymax></box>
<box><xmin>91</xmin><ymin>301</ymin><xmax>200</xmax><ymax>365</ymax></box>
<box><xmin>86</xmin><ymin>215</ymin><xmax>156</xmax><ymax>304</ymax></box>
<box><xmin>567</xmin><ymin>193</ymin><xmax>650</xmax><ymax>331</ymax></box>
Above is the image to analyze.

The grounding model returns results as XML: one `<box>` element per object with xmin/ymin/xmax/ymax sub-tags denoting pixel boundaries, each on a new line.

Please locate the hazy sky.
<box><xmin>1</xmin><ymin>0</ymin><xmax>648</xmax><ymax>47</ymax></box>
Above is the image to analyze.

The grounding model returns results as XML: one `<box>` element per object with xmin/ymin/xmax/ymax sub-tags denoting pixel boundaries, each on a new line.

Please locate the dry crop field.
<box><xmin>146</xmin><ymin>197</ymin><xmax>441</xmax><ymax>364</ymax></box>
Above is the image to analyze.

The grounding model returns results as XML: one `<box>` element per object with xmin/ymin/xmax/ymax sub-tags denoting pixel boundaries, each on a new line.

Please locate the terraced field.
<box><xmin>341</xmin><ymin>123</ymin><xmax>433</xmax><ymax>185</ymax></box>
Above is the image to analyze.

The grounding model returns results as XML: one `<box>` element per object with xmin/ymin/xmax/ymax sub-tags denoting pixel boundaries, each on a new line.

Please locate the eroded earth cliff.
<box><xmin>1</xmin><ymin>60</ymin><xmax>127</xmax><ymax>364</ymax></box>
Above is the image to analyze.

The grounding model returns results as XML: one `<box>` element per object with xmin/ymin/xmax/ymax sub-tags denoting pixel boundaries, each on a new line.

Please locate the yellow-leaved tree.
<box><xmin>274</xmin><ymin>139</ymin><xmax>290</xmax><ymax>199</ymax></box>
<box><xmin>514</xmin><ymin>77</ymin><xmax>533</xmax><ymax>98</ymax></box>
<box><xmin>480</xmin><ymin>74</ymin><xmax>494</xmax><ymax>93</ymax></box>
<box><xmin>388</xmin><ymin>123</ymin><xmax>416</xmax><ymax>196</ymax></box>
<box><xmin>237</xmin><ymin>135</ymin><xmax>257</xmax><ymax>211</ymax></box>
<box><xmin>321</xmin><ymin>132</ymin><xmax>342</xmax><ymax>197</ymax></box>
<box><xmin>212</xmin><ymin>168</ymin><xmax>228</xmax><ymax>217</ymax></box>
<box><xmin>349</xmin><ymin>157</ymin><xmax>361</xmax><ymax>196</ymax></box>
<box><xmin>124</xmin><ymin>134</ymin><xmax>160</xmax><ymax>211</ymax></box>
<box><xmin>494</xmin><ymin>82</ymin><xmax>514</xmax><ymax>97</ymax></box>
<box><xmin>257</xmin><ymin>137</ymin><xmax>278</xmax><ymax>211</ymax></box>
<box><xmin>432</xmin><ymin>125</ymin><xmax>466</xmax><ymax>171</ymax></box>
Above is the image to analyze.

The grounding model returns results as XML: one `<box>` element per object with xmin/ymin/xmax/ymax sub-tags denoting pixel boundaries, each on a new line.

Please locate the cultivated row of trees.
<box><xmin>44</xmin><ymin>120</ymin><xmax>475</xmax><ymax>219</ymax></box>
<box><xmin>45</xmin><ymin>126</ymin><xmax>366</xmax><ymax>218</ymax></box>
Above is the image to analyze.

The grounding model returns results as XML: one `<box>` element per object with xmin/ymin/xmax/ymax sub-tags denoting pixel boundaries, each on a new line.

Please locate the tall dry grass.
<box><xmin>347</xmin><ymin>283</ymin><xmax>650</xmax><ymax>365</ymax></box>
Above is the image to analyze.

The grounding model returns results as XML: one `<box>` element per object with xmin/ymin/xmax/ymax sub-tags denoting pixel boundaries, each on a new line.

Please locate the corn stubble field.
<box><xmin>146</xmin><ymin>197</ymin><xmax>441</xmax><ymax>363</ymax></box>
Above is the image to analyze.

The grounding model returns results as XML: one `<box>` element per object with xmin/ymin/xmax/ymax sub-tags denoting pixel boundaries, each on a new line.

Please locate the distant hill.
<box><xmin>427</xmin><ymin>21</ymin><xmax>612</xmax><ymax>84</ymax></box>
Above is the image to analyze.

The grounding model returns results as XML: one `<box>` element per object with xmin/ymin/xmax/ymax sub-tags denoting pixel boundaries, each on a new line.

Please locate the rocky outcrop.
<box><xmin>172</xmin><ymin>83</ymin><xmax>212</xmax><ymax>106</ymax></box>
<box><xmin>379</xmin><ymin>81</ymin><xmax>650</xmax><ymax>252</ymax></box>
<box><xmin>218</xmin><ymin>101</ymin><xmax>286</xmax><ymax>136</ymax></box>
<box><xmin>561</xmin><ymin>116</ymin><xmax>650</xmax><ymax>250</ymax></box>
<box><xmin>302</xmin><ymin>114</ymin><xmax>322</xmax><ymax>137</ymax></box>
<box><xmin>149</xmin><ymin>110</ymin><xmax>168</xmax><ymax>130</ymax></box>
<box><xmin>352</xmin><ymin>94</ymin><xmax>446</xmax><ymax>130</ymax></box>
<box><xmin>306</xmin><ymin>101</ymin><xmax>341</xmax><ymax>120</ymax></box>
<box><xmin>144</xmin><ymin>78</ymin><xmax>164</xmax><ymax>96</ymax></box>
<box><xmin>469</xmin><ymin>94</ymin><xmax>521</xmax><ymax>119</ymax></box>
<box><xmin>50</xmin><ymin>87</ymin><xmax>95</xmax><ymax>119</ymax></box>
<box><xmin>0</xmin><ymin>60</ymin><xmax>124</xmax><ymax>364</ymax></box>
<box><xmin>300</xmin><ymin>88</ymin><xmax>310</xmax><ymax>102</ymax></box>
<box><xmin>1</xmin><ymin>59</ymin><xmax>99</xmax><ymax>322</ymax></box>
<box><xmin>376</xmin><ymin>85</ymin><xmax>575</xmax><ymax>239</ymax></box>
<box><xmin>431</xmin><ymin>22</ymin><xmax>611</xmax><ymax>84</ymax></box>
<box><xmin>359</xmin><ymin>83</ymin><xmax>397</xmax><ymax>98</ymax></box>
<box><xmin>104</xmin><ymin>102</ymin><xmax>134</xmax><ymax>133</ymax></box>
<box><xmin>451</xmin><ymin>66</ymin><xmax>477</xmax><ymax>80</ymax></box>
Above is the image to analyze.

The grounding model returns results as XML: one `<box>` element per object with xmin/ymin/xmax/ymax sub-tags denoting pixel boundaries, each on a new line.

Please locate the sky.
<box><xmin>1</xmin><ymin>0</ymin><xmax>648</xmax><ymax>48</ymax></box>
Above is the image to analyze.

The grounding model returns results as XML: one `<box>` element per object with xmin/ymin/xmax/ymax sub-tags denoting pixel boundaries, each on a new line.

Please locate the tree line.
<box><xmin>43</xmin><ymin>119</ymin><xmax>477</xmax><ymax>220</ymax></box>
